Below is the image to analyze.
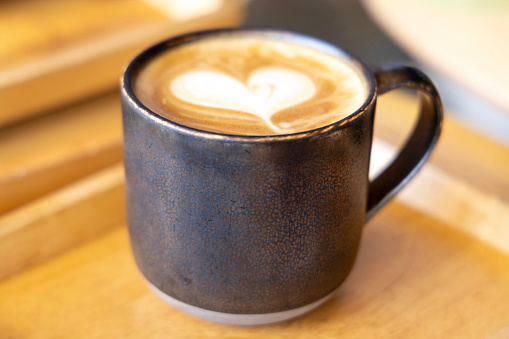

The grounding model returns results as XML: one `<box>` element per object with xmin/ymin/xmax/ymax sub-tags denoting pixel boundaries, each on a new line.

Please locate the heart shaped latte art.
<box><xmin>170</xmin><ymin>67</ymin><xmax>316</xmax><ymax>132</ymax></box>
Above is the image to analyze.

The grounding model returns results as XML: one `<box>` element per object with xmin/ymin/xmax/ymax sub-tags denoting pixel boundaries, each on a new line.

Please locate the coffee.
<box><xmin>133</xmin><ymin>34</ymin><xmax>367</xmax><ymax>135</ymax></box>
<box><xmin>123</xmin><ymin>29</ymin><xmax>443</xmax><ymax>324</ymax></box>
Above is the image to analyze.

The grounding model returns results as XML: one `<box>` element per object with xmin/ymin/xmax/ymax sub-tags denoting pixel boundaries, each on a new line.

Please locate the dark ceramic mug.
<box><xmin>121</xmin><ymin>29</ymin><xmax>442</xmax><ymax>325</ymax></box>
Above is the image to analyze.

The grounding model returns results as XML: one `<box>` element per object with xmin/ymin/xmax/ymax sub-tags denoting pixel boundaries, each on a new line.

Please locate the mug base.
<box><xmin>147</xmin><ymin>280</ymin><xmax>338</xmax><ymax>326</ymax></box>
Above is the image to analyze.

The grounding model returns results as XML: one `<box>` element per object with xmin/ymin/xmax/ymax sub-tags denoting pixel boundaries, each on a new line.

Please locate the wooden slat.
<box><xmin>0</xmin><ymin>0</ymin><xmax>248</xmax><ymax>126</ymax></box>
<box><xmin>374</xmin><ymin>91</ymin><xmax>509</xmax><ymax>201</ymax></box>
<box><xmin>0</xmin><ymin>91</ymin><xmax>122</xmax><ymax>214</ymax></box>
<box><xmin>370</xmin><ymin>92</ymin><xmax>509</xmax><ymax>254</ymax></box>
<box><xmin>0</xmin><ymin>203</ymin><xmax>508</xmax><ymax>338</ymax></box>
<box><xmin>371</xmin><ymin>139</ymin><xmax>509</xmax><ymax>255</ymax></box>
<box><xmin>0</xmin><ymin>164</ymin><xmax>125</xmax><ymax>281</ymax></box>
<box><xmin>0</xmin><ymin>87</ymin><xmax>507</xmax><ymax>337</ymax></box>
<box><xmin>0</xmin><ymin>0</ymin><xmax>167</xmax><ymax>69</ymax></box>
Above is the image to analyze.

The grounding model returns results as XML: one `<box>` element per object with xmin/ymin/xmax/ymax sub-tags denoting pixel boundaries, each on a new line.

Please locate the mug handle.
<box><xmin>366</xmin><ymin>64</ymin><xmax>443</xmax><ymax>221</ymax></box>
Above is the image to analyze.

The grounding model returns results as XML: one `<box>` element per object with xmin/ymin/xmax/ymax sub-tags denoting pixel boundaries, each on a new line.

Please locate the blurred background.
<box><xmin>245</xmin><ymin>0</ymin><xmax>509</xmax><ymax>147</ymax></box>
<box><xmin>247</xmin><ymin>0</ymin><xmax>411</xmax><ymax>64</ymax></box>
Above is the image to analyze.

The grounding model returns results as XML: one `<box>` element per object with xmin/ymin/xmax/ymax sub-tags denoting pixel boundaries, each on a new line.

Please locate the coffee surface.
<box><xmin>133</xmin><ymin>35</ymin><xmax>367</xmax><ymax>135</ymax></box>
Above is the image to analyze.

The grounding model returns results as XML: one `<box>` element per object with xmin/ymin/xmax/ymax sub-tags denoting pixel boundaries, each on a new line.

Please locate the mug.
<box><xmin>120</xmin><ymin>28</ymin><xmax>442</xmax><ymax>325</ymax></box>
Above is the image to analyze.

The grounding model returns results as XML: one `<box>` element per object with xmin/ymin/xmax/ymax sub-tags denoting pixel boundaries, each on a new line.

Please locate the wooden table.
<box><xmin>1</xmin><ymin>1</ymin><xmax>509</xmax><ymax>337</ymax></box>
<box><xmin>1</xmin><ymin>91</ymin><xmax>509</xmax><ymax>338</ymax></box>
<box><xmin>2</xmin><ymin>202</ymin><xmax>509</xmax><ymax>339</ymax></box>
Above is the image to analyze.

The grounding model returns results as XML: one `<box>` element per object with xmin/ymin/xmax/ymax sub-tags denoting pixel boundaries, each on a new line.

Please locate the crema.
<box><xmin>133</xmin><ymin>35</ymin><xmax>367</xmax><ymax>135</ymax></box>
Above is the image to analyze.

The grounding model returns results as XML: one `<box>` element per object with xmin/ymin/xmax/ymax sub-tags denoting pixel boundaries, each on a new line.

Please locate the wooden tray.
<box><xmin>1</xmin><ymin>203</ymin><xmax>508</xmax><ymax>338</ymax></box>
<box><xmin>1</xmin><ymin>91</ymin><xmax>508</xmax><ymax>337</ymax></box>
<box><xmin>1</xmin><ymin>2</ymin><xmax>508</xmax><ymax>333</ymax></box>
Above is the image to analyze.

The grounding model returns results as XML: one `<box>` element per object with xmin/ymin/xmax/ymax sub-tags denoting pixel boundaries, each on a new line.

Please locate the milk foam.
<box><xmin>134</xmin><ymin>35</ymin><xmax>368</xmax><ymax>135</ymax></box>
<box><xmin>170</xmin><ymin>67</ymin><xmax>316</xmax><ymax>133</ymax></box>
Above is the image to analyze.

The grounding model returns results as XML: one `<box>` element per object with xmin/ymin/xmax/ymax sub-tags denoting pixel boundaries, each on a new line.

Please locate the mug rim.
<box><xmin>121</xmin><ymin>28</ymin><xmax>377</xmax><ymax>142</ymax></box>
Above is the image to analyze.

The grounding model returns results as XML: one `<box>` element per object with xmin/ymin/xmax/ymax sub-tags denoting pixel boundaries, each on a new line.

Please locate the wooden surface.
<box><xmin>1</xmin><ymin>2</ymin><xmax>509</xmax><ymax>335</ymax></box>
<box><xmin>374</xmin><ymin>92</ymin><xmax>509</xmax><ymax>201</ymax></box>
<box><xmin>374</xmin><ymin>93</ymin><xmax>509</xmax><ymax>255</ymax></box>
<box><xmin>0</xmin><ymin>91</ymin><xmax>508</xmax><ymax>337</ymax></box>
<box><xmin>0</xmin><ymin>91</ymin><xmax>122</xmax><ymax>214</ymax></box>
<box><xmin>1</xmin><ymin>203</ymin><xmax>509</xmax><ymax>338</ymax></box>
<box><xmin>0</xmin><ymin>0</ymin><xmax>247</xmax><ymax>126</ymax></box>
<box><xmin>0</xmin><ymin>164</ymin><xmax>124</xmax><ymax>281</ymax></box>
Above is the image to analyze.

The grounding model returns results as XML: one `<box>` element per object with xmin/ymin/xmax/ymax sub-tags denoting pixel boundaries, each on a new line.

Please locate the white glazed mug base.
<box><xmin>147</xmin><ymin>280</ymin><xmax>338</xmax><ymax>326</ymax></box>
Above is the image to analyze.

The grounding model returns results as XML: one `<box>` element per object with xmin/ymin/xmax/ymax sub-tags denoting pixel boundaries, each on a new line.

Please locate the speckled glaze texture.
<box><xmin>122</xmin><ymin>97</ymin><xmax>373</xmax><ymax>314</ymax></box>
<box><xmin>121</xmin><ymin>29</ymin><xmax>442</xmax><ymax>317</ymax></box>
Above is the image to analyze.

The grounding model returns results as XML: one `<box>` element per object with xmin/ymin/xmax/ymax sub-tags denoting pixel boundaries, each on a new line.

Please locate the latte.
<box><xmin>133</xmin><ymin>34</ymin><xmax>367</xmax><ymax>135</ymax></box>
